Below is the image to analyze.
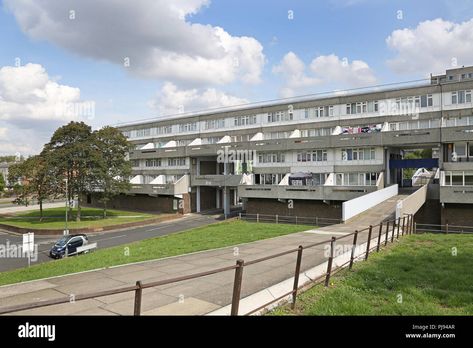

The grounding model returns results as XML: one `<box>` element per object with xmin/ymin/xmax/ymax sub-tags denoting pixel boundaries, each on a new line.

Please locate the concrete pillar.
<box><xmin>216</xmin><ymin>189</ymin><xmax>220</xmax><ymax>209</ymax></box>
<box><xmin>196</xmin><ymin>186</ymin><xmax>201</xmax><ymax>213</ymax></box>
<box><xmin>223</xmin><ymin>187</ymin><xmax>230</xmax><ymax>218</ymax></box>
<box><xmin>196</xmin><ymin>158</ymin><xmax>201</xmax><ymax>175</ymax></box>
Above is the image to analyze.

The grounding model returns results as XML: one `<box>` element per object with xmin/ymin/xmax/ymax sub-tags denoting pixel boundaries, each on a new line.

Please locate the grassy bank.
<box><xmin>0</xmin><ymin>220</ymin><xmax>313</xmax><ymax>286</ymax></box>
<box><xmin>270</xmin><ymin>233</ymin><xmax>473</xmax><ymax>315</ymax></box>
<box><xmin>0</xmin><ymin>207</ymin><xmax>159</xmax><ymax>229</ymax></box>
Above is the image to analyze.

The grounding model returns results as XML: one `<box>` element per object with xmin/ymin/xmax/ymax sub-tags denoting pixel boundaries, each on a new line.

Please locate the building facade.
<box><xmin>103</xmin><ymin>66</ymin><xmax>473</xmax><ymax>225</ymax></box>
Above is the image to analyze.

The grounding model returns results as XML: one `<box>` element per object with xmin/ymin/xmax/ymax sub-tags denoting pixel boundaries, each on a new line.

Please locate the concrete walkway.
<box><xmin>0</xmin><ymin>194</ymin><xmax>408</xmax><ymax>315</ymax></box>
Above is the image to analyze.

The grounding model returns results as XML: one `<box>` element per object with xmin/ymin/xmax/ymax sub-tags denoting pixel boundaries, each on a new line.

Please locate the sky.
<box><xmin>1</xmin><ymin>0</ymin><xmax>473</xmax><ymax>156</ymax></box>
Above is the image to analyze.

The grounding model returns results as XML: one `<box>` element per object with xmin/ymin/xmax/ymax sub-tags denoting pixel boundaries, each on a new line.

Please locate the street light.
<box><xmin>64</xmin><ymin>178</ymin><xmax>69</xmax><ymax>236</ymax></box>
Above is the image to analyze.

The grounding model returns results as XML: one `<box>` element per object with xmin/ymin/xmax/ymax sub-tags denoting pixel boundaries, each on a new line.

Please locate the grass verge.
<box><xmin>270</xmin><ymin>233</ymin><xmax>473</xmax><ymax>315</ymax></box>
<box><xmin>0</xmin><ymin>220</ymin><xmax>313</xmax><ymax>286</ymax></box>
<box><xmin>0</xmin><ymin>207</ymin><xmax>159</xmax><ymax>229</ymax></box>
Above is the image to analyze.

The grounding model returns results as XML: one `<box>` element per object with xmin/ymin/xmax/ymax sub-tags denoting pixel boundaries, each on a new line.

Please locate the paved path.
<box><xmin>0</xmin><ymin>194</ymin><xmax>408</xmax><ymax>315</ymax></box>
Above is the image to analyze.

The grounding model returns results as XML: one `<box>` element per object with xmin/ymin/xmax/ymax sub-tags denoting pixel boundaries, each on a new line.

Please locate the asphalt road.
<box><xmin>0</xmin><ymin>213</ymin><xmax>225</xmax><ymax>273</ymax></box>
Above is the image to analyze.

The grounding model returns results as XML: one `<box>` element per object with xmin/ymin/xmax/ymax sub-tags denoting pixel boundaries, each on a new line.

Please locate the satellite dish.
<box><xmin>451</xmin><ymin>152</ymin><xmax>458</xmax><ymax>162</ymax></box>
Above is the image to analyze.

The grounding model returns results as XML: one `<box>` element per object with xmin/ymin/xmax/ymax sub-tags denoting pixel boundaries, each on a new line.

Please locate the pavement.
<box><xmin>0</xmin><ymin>194</ymin><xmax>409</xmax><ymax>315</ymax></box>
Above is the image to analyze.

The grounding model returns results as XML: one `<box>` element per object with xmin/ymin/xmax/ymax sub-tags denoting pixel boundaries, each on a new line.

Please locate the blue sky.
<box><xmin>1</xmin><ymin>0</ymin><xmax>473</xmax><ymax>155</ymax></box>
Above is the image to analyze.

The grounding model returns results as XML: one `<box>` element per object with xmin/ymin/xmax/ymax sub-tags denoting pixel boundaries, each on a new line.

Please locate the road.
<box><xmin>0</xmin><ymin>213</ymin><xmax>224</xmax><ymax>273</ymax></box>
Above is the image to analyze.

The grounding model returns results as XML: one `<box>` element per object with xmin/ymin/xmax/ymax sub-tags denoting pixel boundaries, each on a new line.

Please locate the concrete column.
<box><xmin>196</xmin><ymin>158</ymin><xmax>201</xmax><ymax>175</ymax></box>
<box><xmin>223</xmin><ymin>187</ymin><xmax>230</xmax><ymax>218</ymax></box>
<box><xmin>196</xmin><ymin>186</ymin><xmax>201</xmax><ymax>213</ymax></box>
<box><xmin>216</xmin><ymin>189</ymin><xmax>220</xmax><ymax>209</ymax></box>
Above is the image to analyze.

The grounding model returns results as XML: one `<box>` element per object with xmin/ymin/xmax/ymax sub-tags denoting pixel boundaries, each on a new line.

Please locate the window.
<box><xmin>167</xmin><ymin>158</ymin><xmax>186</xmax><ymax>166</ymax></box>
<box><xmin>136</xmin><ymin>128</ymin><xmax>151</xmax><ymax>137</ymax></box>
<box><xmin>341</xmin><ymin>148</ymin><xmax>375</xmax><ymax>161</ymax></box>
<box><xmin>304</xmin><ymin>109</ymin><xmax>310</xmax><ymax>119</ymax></box>
<box><xmin>315</xmin><ymin>105</ymin><xmax>334</xmax><ymax>117</ymax></box>
<box><xmin>178</xmin><ymin>122</ymin><xmax>197</xmax><ymax>133</ymax></box>
<box><xmin>157</xmin><ymin>125</ymin><xmax>172</xmax><ymax>135</ymax></box>
<box><xmin>258</xmin><ymin>152</ymin><xmax>285</xmax><ymax>164</ymax></box>
<box><xmin>234</xmin><ymin>115</ymin><xmax>257</xmax><ymax>126</ymax></box>
<box><xmin>367</xmin><ymin>101</ymin><xmax>378</xmax><ymax>112</ymax></box>
<box><xmin>204</xmin><ymin>119</ymin><xmax>225</xmax><ymax>130</ymax></box>
<box><xmin>454</xmin><ymin>143</ymin><xmax>467</xmax><ymax>157</ymax></box>
<box><xmin>176</xmin><ymin>139</ymin><xmax>191</xmax><ymax>147</ymax></box>
<box><xmin>267</xmin><ymin>111</ymin><xmax>291</xmax><ymax>123</ymax></box>
<box><xmin>420</xmin><ymin>94</ymin><xmax>433</xmax><ymax>108</ymax></box>
<box><xmin>452</xmin><ymin>90</ymin><xmax>472</xmax><ymax>104</ymax></box>
<box><xmin>131</xmin><ymin>160</ymin><xmax>140</xmax><ymax>167</ymax></box>
<box><xmin>145</xmin><ymin>159</ymin><xmax>161</xmax><ymax>167</ymax></box>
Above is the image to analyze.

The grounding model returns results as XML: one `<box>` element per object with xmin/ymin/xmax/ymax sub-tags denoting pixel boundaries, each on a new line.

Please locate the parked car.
<box><xmin>49</xmin><ymin>234</ymin><xmax>89</xmax><ymax>259</ymax></box>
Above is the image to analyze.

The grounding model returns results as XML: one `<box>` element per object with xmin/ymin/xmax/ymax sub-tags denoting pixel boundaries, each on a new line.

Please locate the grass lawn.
<box><xmin>0</xmin><ymin>220</ymin><xmax>313</xmax><ymax>286</ymax></box>
<box><xmin>269</xmin><ymin>233</ymin><xmax>473</xmax><ymax>315</ymax></box>
<box><xmin>0</xmin><ymin>207</ymin><xmax>159</xmax><ymax>229</ymax></box>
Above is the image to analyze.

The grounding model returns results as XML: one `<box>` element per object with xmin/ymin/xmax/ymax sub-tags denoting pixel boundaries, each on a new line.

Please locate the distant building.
<box><xmin>0</xmin><ymin>162</ymin><xmax>10</xmax><ymax>187</ymax></box>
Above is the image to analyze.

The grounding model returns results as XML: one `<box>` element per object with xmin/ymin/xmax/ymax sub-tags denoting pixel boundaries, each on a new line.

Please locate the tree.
<box><xmin>7</xmin><ymin>156</ymin><xmax>56</xmax><ymax>220</ymax></box>
<box><xmin>94</xmin><ymin>127</ymin><xmax>132</xmax><ymax>217</ymax></box>
<box><xmin>0</xmin><ymin>173</ymin><xmax>5</xmax><ymax>192</ymax></box>
<box><xmin>43</xmin><ymin>121</ymin><xmax>99</xmax><ymax>222</ymax></box>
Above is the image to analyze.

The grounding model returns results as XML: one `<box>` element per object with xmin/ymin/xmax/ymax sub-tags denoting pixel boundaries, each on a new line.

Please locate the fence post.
<box><xmin>376</xmin><ymin>222</ymin><xmax>383</xmax><ymax>252</ymax></box>
<box><xmin>414</xmin><ymin>222</ymin><xmax>416</xmax><ymax>234</ymax></box>
<box><xmin>295</xmin><ymin>216</ymin><xmax>298</xmax><ymax>225</ymax></box>
<box><xmin>291</xmin><ymin>246</ymin><xmax>304</xmax><ymax>309</ymax></box>
<box><xmin>446</xmin><ymin>223</ymin><xmax>449</xmax><ymax>234</ymax></box>
<box><xmin>349</xmin><ymin>231</ymin><xmax>359</xmax><ymax>270</ymax></box>
<box><xmin>365</xmin><ymin>225</ymin><xmax>373</xmax><ymax>261</ymax></box>
<box><xmin>325</xmin><ymin>237</ymin><xmax>336</xmax><ymax>287</ymax></box>
<box><xmin>231</xmin><ymin>259</ymin><xmax>245</xmax><ymax>316</ymax></box>
<box><xmin>401</xmin><ymin>216</ymin><xmax>406</xmax><ymax>237</ymax></box>
<box><xmin>133</xmin><ymin>281</ymin><xmax>143</xmax><ymax>316</ymax></box>
<box><xmin>315</xmin><ymin>216</ymin><xmax>319</xmax><ymax>226</ymax></box>
<box><xmin>393</xmin><ymin>218</ymin><xmax>399</xmax><ymax>243</ymax></box>
<box><xmin>239</xmin><ymin>212</ymin><xmax>241</xmax><ymax>220</ymax></box>
<box><xmin>276</xmin><ymin>214</ymin><xmax>278</xmax><ymax>224</ymax></box>
<box><xmin>406</xmin><ymin>215</ymin><xmax>411</xmax><ymax>235</ymax></box>
<box><xmin>385</xmin><ymin>220</ymin><xmax>390</xmax><ymax>246</ymax></box>
<box><xmin>256</xmin><ymin>214</ymin><xmax>259</xmax><ymax>223</ymax></box>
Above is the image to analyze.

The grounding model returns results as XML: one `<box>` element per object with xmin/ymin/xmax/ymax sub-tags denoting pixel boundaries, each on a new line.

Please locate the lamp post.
<box><xmin>64</xmin><ymin>178</ymin><xmax>68</xmax><ymax>236</ymax></box>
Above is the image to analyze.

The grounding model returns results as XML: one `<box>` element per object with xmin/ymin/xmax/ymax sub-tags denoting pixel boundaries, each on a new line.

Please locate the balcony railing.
<box><xmin>191</xmin><ymin>174</ymin><xmax>243</xmax><ymax>187</ymax></box>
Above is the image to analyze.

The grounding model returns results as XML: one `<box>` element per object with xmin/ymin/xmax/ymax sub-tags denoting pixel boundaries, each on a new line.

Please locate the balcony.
<box><xmin>380</xmin><ymin>128</ymin><xmax>441</xmax><ymax>146</ymax></box>
<box><xmin>191</xmin><ymin>174</ymin><xmax>243</xmax><ymax>187</ymax></box>
<box><xmin>129</xmin><ymin>175</ymin><xmax>190</xmax><ymax>196</ymax></box>
<box><xmin>440</xmin><ymin>186</ymin><xmax>473</xmax><ymax>204</ymax></box>
<box><xmin>441</xmin><ymin>126</ymin><xmax>473</xmax><ymax>142</ymax></box>
<box><xmin>238</xmin><ymin>184</ymin><xmax>377</xmax><ymax>201</ymax></box>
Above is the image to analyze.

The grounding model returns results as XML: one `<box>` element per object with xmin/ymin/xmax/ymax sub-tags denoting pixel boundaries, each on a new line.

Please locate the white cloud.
<box><xmin>273</xmin><ymin>53</ymin><xmax>377</xmax><ymax>97</ymax></box>
<box><xmin>386</xmin><ymin>18</ymin><xmax>473</xmax><ymax>75</ymax></box>
<box><xmin>0</xmin><ymin>63</ymin><xmax>91</xmax><ymax>123</ymax></box>
<box><xmin>149</xmin><ymin>82</ymin><xmax>248</xmax><ymax>116</ymax></box>
<box><xmin>272</xmin><ymin>52</ymin><xmax>320</xmax><ymax>98</ymax></box>
<box><xmin>0</xmin><ymin>63</ymin><xmax>92</xmax><ymax>155</ymax></box>
<box><xmin>5</xmin><ymin>0</ymin><xmax>265</xmax><ymax>86</ymax></box>
<box><xmin>309</xmin><ymin>54</ymin><xmax>377</xmax><ymax>86</ymax></box>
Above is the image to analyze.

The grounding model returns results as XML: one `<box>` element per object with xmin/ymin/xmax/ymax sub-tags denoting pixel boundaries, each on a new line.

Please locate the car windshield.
<box><xmin>55</xmin><ymin>236</ymin><xmax>69</xmax><ymax>247</ymax></box>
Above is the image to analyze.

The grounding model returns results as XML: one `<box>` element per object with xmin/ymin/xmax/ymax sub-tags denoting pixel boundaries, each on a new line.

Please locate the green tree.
<box><xmin>93</xmin><ymin>126</ymin><xmax>132</xmax><ymax>217</ymax></box>
<box><xmin>0</xmin><ymin>173</ymin><xmax>5</xmax><ymax>192</ymax></box>
<box><xmin>8</xmin><ymin>162</ymin><xmax>33</xmax><ymax>207</ymax></box>
<box><xmin>43</xmin><ymin>121</ymin><xmax>99</xmax><ymax>221</ymax></box>
<box><xmin>7</xmin><ymin>156</ymin><xmax>57</xmax><ymax>220</ymax></box>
